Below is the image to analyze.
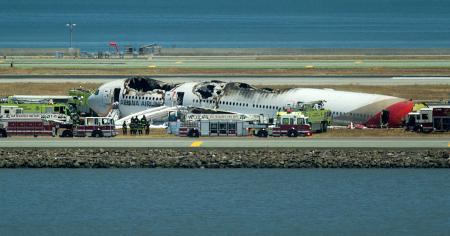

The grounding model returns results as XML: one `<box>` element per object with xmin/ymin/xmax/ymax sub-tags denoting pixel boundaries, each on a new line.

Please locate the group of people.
<box><xmin>122</xmin><ymin>116</ymin><xmax>150</xmax><ymax>135</ymax></box>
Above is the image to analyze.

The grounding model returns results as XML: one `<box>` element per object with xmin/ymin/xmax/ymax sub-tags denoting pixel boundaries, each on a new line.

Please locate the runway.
<box><xmin>0</xmin><ymin>76</ymin><xmax>449</xmax><ymax>85</ymax></box>
<box><xmin>0</xmin><ymin>137</ymin><xmax>448</xmax><ymax>148</ymax></box>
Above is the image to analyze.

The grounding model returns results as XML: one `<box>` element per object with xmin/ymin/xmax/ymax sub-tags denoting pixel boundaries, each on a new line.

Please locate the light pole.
<box><xmin>66</xmin><ymin>22</ymin><xmax>76</xmax><ymax>49</ymax></box>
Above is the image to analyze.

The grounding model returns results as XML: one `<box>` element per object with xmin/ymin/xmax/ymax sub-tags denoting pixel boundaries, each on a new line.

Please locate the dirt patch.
<box><xmin>0</xmin><ymin>82</ymin><xmax>99</xmax><ymax>96</ymax></box>
<box><xmin>313</xmin><ymin>128</ymin><xmax>450</xmax><ymax>138</ymax></box>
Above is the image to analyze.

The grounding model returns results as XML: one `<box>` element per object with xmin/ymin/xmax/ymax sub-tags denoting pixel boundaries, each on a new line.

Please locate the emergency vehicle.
<box><xmin>292</xmin><ymin>100</ymin><xmax>332</xmax><ymax>133</ymax></box>
<box><xmin>0</xmin><ymin>119</ymin><xmax>56</xmax><ymax>137</ymax></box>
<box><xmin>406</xmin><ymin>106</ymin><xmax>450</xmax><ymax>132</ymax></box>
<box><xmin>254</xmin><ymin>111</ymin><xmax>312</xmax><ymax>138</ymax></box>
<box><xmin>57</xmin><ymin>117</ymin><xmax>117</xmax><ymax>137</ymax></box>
<box><xmin>168</xmin><ymin>110</ymin><xmax>263</xmax><ymax>137</ymax></box>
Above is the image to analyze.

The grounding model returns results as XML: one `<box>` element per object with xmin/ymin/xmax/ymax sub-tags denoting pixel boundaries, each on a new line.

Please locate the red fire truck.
<box><xmin>406</xmin><ymin>106</ymin><xmax>450</xmax><ymax>132</ymax></box>
<box><xmin>0</xmin><ymin>117</ymin><xmax>116</xmax><ymax>138</ymax></box>
<box><xmin>254</xmin><ymin>111</ymin><xmax>313</xmax><ymax>138</ymax></box>
<box><xmin>58</xmin><ymin>117</ymin><xmax>117</xmax><ymax>137</ymax></box>
<box><xmin>0</xmin><ymin>119</ymin><xmax>55</xmax><ymax>137</ymax></box>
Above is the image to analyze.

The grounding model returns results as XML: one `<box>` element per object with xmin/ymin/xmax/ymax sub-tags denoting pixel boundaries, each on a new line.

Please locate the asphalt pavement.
<box><xmin>0</xmin><ymin>76</ymin><xmax>449</xmax><ymax>85</ymax></box>
<box><xmin>0</xmin><ymin>137</ymin><xmax>448</xmax><ymax>148</ymax></box>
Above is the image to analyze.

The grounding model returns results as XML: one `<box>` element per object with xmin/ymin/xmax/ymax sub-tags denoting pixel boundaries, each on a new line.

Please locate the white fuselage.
<box><xmin>88</xmin><ymin>79</ymin><xmax>404</xmax><ymax>125</ymax></box>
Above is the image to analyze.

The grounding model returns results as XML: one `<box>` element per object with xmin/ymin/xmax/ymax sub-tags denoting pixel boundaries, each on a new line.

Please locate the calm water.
<box><xmin>0</xmin><ymin>0</ymin><xmax>450</xmax><ymax>50</ymax></box>
<box><xmin>0</xmin><ymin>169</ymin><xmax>449</xmax><ymax>235</ymax></box>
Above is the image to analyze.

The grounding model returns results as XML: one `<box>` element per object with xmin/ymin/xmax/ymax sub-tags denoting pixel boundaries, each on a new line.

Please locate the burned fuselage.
<box><xmin>89</xmin><ymin>78</ymin><xmax>411</xmax><ymax>127</ymax></box>
<box><xmin>117</xmin><ymin>77</ymin><xmax>178</xmax><ymax>116</ymax></box>
<box><xmin>170</xmin><ymin>80</ymin><xmax>408</xmax><ymax>125</ymax></box>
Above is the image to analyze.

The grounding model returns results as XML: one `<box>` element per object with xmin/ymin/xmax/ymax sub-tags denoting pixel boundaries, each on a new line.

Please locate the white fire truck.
<box><xmin>406</xmin><ymin>106</ymin><xmax>450</xmax><ymax>132</ymax></box>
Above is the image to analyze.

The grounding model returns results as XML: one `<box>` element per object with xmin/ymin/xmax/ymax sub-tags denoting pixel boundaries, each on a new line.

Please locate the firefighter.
<box><xmin>140</xmin><ymin>116</ymin><xmax>148</xmax><ymax>135</ymax></box>
<box><xmin>135</xmin><ymin>116</ymin><xmax>141</xmax><ymax>135</ymax></box>
<box><xmin>122</xmin><ymin>121</ymin><xmax>128</xmax><ymax>135</ymax></box>
<box><xmin>145</xmin><ymin>121</ymin><xmax>150</xmax><ymax>135</ymax></box>
<box><xmin>130</xmin><ymin>117</ymin><xmax>136</xmax><ymax>135</ymax></box>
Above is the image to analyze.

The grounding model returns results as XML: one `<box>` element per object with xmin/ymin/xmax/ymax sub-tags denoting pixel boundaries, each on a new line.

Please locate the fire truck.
<box><xmin>0</xmin><ymin>119</ymin><xmax>56</xmax><ymax>137</ymax></box>
<box><xmin>405</xmin><ymin>106</ymin><xmax>450</xmax><ymax>132</ymax></box>
<box><xmin>254</xmin><ymin>111</ymin><xmax>313</xmax><ymax>137</ymax></box>
<box><xmin>0</xmin><ymin>117</ymin><xmax>116</xmax><ymax>138</ymax></box>
<box><xmin>290</xmin><ymin>100</ymin><xmax>332</xmax><ymax>133</ymax></box>
<box><xmin>57</xmin><ymin>117</ymin><xmax>117</xmax><ymax>137</ymax></box>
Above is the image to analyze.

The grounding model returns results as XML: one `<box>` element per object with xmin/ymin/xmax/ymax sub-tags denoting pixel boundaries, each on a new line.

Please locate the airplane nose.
<box><xmin>88</xmin><ymin>94</ymin><xmax>103</xmax><ymax>115</ymax></box>
<box><xmin>87</xmin><ymin>94</ymin><xmax>95</xmax><ymax>109</ymax></box>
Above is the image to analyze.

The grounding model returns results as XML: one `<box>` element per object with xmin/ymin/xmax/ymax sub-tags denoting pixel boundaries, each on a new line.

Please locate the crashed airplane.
<box><xmin>88</xmin><ymin>77</ymin><xmax>414</xmax><ymax>127</ymax></box>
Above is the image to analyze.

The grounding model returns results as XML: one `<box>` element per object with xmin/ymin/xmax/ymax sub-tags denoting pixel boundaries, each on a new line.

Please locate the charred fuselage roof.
<box><xmin>124</xmin><ymin>77</ymin><xmax>177</xmax><ymax>93</ymax></box>
<box><xmin>193</xmin><ymin>81</ymin><xmax>280</xmax><ymax>100</ymax></box>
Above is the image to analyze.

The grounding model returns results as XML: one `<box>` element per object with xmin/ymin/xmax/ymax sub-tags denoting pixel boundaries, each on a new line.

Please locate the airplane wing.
<box><xmin>115</xmin><ymin>105</ymin><xmax>179</xmax><ymax>128</ymax></box>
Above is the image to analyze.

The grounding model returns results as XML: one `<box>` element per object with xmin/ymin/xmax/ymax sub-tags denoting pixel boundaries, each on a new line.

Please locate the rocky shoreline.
<box><xmin>0</xmin><ymin>148</ymin><xmax>449</xmax><ymax>168</ymax></box>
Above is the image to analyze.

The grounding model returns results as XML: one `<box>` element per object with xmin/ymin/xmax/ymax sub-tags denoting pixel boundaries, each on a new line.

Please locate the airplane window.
<box><xmin>252</xmin><ymin>104</ymin><xmax>255</xmax><ymax>107</ymax></box>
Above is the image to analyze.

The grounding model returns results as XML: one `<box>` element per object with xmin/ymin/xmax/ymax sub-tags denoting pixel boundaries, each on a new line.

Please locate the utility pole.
<box><xmin>66</xmin><ymin>22</ymin><xmax>76</xmax><ymax>49</ymax></box>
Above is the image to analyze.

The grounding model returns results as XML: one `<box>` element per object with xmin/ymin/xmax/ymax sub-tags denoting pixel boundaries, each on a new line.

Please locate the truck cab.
<box><xmin>271</xmin><ymin>111</ymin><xmax>312</xmax><ymax>137</ymax></box>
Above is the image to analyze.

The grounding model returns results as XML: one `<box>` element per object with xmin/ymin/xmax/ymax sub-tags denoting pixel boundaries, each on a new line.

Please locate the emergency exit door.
<box><xmin>176</xmin><ymin>92</ymin><xmax>184</xmax><ymax>105</ymax></box>
<box><xmin>113</xmin><ymin>88</ymin><xmax>121</xmax><ymax>102</ymax></box>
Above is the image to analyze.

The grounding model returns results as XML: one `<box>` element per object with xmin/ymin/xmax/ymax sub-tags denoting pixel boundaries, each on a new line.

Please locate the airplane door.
<box><xmin>381</xmin><ymin>109</ymin><xmax>390</xmax><ymax>127</ymax></box>
<box><xmin>113</xmin><ymin>88</ymin><xmax>121</xmax><ymax>102</ymax></box>
<box><xmin>176</xmin><ymin>92</ymin><xmax>184</xmax><ymax>105</ymax></box>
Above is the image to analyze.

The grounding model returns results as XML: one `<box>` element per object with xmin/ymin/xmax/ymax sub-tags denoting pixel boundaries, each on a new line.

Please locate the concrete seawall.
<box><xmin>1</xmin><ymin>148</ymin><xmax>448</xmax><ymax>168</ymax></box>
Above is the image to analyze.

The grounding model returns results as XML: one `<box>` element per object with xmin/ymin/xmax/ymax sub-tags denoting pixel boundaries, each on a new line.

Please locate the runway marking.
<box><xmin>190</xmin><ymin>141</ymin><xmax>203</xmax><ymax>147</ymax></box>
<box><xmin>448</xmin><ymin>143</ymin><xmax>450</xmax><ymax>148</ymax></box>
<box><xmin>175</xmin><ymin>61</ymin><xmax>183</xmax><ymax>64</ymax></box>
<box><xmin>355</xmin><ymin>60</ymin><xmax>364</xmax><ymax>64</ymax></box>
<box><xmin>148</xmin><ymin>65</ymin><xmax>157</xmax><ymax>68</ymax></box>
<box><xmin>305</xmin><ymin>65</ymin><xmax>315</xmax><ymax>69</ymax></box>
